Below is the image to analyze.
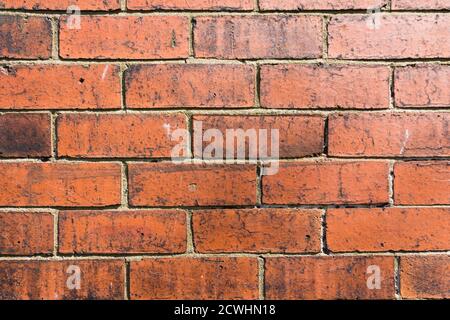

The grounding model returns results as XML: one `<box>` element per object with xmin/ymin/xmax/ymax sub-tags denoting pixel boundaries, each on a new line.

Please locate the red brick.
<box><xmin>0</xmin><ymin>15</ymin><xmax>51</xmax><ymax>59</ymax></box>
<box><xmin>392</xmin><ymin>0</ymin><xmax>450</xmax><ymax>10</ymax></box>
<box><xmin>130</xmin><ymin>258</ymin><xmax>258</xmax><ymax>299</ymax></box>
<box><xmin>0</xmin><ymin>162</ymin><xmax>121</xmax><ymax>207</ymax></box>
<box><xmin>265</xmin><ymin>256</ymin><xmax>395</xmax><ymax>299</ymax></box>
<box><xmin>328</xmin><ymin>14</ymin><xmax>450</xmax><ymax>59</ymax></box>
<box><xmin>59</xmin><ymin>16</ymin><xmax>189</xmax><ymax>59</ymax></box>
<box><xmin>57</xmin><ymin>113</ymin><xmax>187</xmax><ymax>158</ymax></box>
<box><xmin>327</xmin><ymin>208</ymin><xmax>450</xmax><ymax>252</ymax></box>
<box><xmin>260</xmin><ymin>65</ymin><xmax>390</xmax><ymax>109</ymax></box>
<box><xmin>394</xmin><ymin>161</ymin><xmax>450</xmax><ymax>205</ymax></box>
<box><xmin>395</xmin><ymin>65</ymin><xmax>450</xmax><ymax>108</ymax></box>
<box><xmin>0</xmin><ymin>212</ymin><xmax>53</xmax><ymax>255</ymax></box>
<box><xmin>260</xmin><ymin>0</ymin><xmax>388</xmax><ymax>10</ymax></box>
<box><xmin>400</xmin><ymin>255</ymin><xmax>450</xmax><ymax>299</ymax></box>
<box><xmin>0</xmin><ymin>0</ymin><xmax>120</xmax><ymax>10</ymax></box>
<box><xmin>193</xmin><ymin>115</ymin><xmax>325</xmax><ymax>158</ymax></box>
<box><xmin>128</xmin><ymin>0</ymin><xmax>253</xmax><ymax>10</ymax></box>
<box><xmin>125</xmin><ymin>64</ymin><xmax>255</xmax><ymax>109</ymax></box>
<box><xmin>59</xmin><ymin>210</ymin><xmax>186</xmax><ymax>254</ymax></box>
<box><xmin>194</xmin><ymin>16</ymin><xmax>323</xmax><ymax>59</ymax></box>
<box><xmin>128</xmin><ymin>162</ymin><xmax>257</xmax><ymax>207</ymax></box>
<box><xmin>263</xmin><ymin>161</ymin><xmax>389</xmax><ymax>205</ymax></box>
<box><xmin>0</xmin><ymin>113</ymin><xmax>51</xmax><ymax>158</ymax></box>
<box><xmin>0</xmin><ymin>260</ymin><xmax>124</xmax><ymax>300</ymax></box>
<box><xmin>193</xmin><ymin>208</ymin><xmax>321</xmax><ymax>253</ymax></box>
<box><xmin>0</xmin><ymin>64</ymin><xmax>121</xmax><ymax>110</ymax></box>
<box><xmin>328</xmin><ymin>113</ymin><xmax>450</xmax><ymax>157</ymax></box>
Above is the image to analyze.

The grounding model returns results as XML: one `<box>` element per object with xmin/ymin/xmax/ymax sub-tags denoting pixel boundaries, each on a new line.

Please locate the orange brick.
<box><xmin>194</xmin><ymin>16</ymin><xmax>323</xmax><ymax>59</ymax></box>
<box><xmin>329</xmin><ymin>14</ymin><xmax>450</xmax><ymax>59</ymax></box>
<box><xmin>0</xmin><ymin>113</ymin><xmax>51</xmax><ymax>158</ymax></box>
<box><xmin>193</xmin><ymin>115</ymin><xmax>325</xmax><ymax>158</ymax></box>
<box><xmin>0</xmin><ymin>260</ymin><xmax>124</xmax><ymax>300</ymax></box>
<box><xmin>59</xmin><ymin>210</ymin><xmax>186</xmax><ymax>254</ymax></box>
<box><xmin>0</xmin><ymin>15</ymin><xmax>51</xmax><ymax>59</ymax></box>
<box><xmin>57</xmin><ymin>113</ymin><xmax>187</xmax><ymax>158</ymax></box>
<box><xmin>328</xmin><ymin>113</ymin><xmax>450</xmax><ymax>157</ymax></box>
<box><xmin>59</xmin><ymin>16</ymin><xmax>189</xmax><ymax>59</ymax></box>
<box><xmin>125</xmin><ymin>64</ymin><xmax>255</xmax><ymax>108</ymax></box>
<box><xmin>0</xmin><ymin>0</ymin><xmax>120</xmax><ymax>10</ymax></box>
<box><xmin>392</xmin><ymin>0</ymin><xmax>450</xmax><ymax>9</ymax></box>
<box><xmin>0</xmin><ymin>162</ymin><xmax>122</xmax><ymax>207</ymax></box>
<box><xmin>0</xmin><ymin>64</ymin><xmax>121</xmax><ymax>110</ymax></box>
<box><xmin>260</xmin><ymin>65</ymin><xmax>390</xmax><ymax>109</ymax></box>
<box><xmin>265</xmin><ymin>256</ymin><xmax>395</xmax><ymax>299</ymax></box>
<box><xmin>128</xmin><ymin>162</ymin><xmax>257</xmax><ymax>207</ymax></box>
<box><xmin>128</xmin><ymin>0</ymin><xmax>254</xmax><ymax>10</ymax></box>
<box><xmin>395</xmin><ymin>65</ymin><xmax>450</xmax><ymax>108</ymax></box>
<box><xmin>193</xmin><ymin>208</ymin><xmax>321</xmax><ymax>253</ymax></box>
<box><xmin>130</xmin><ymin>258</ymin><xmax>258</xmax><ymax>299</ymax></box>
<box><xmin>400</xmin><ymin>255</ymin><xmax>450</xmax><ymax>299</ymax></box>
<box><xmin>0</xmin><ymin>212</ymin><xmax>53</xmax><ymax>255</ymax></box>
<box><xmin>263</xmin><ymin>161</ymin><xmax>390</xmax><ymax>205</ymax></box>
<box><xmin>394</xmin><ymin>161</ymin><xmax>450</xmax><ymax>205</ymax></box>
<box><xmin>260</xmin><ymin>0</ymin><xmax>388</xmax><ymax>10</ymax></box>
<box><xmin>327</xmin><ymin>208</ymin><xmax>450</xmax><ymax>252</ymax></box>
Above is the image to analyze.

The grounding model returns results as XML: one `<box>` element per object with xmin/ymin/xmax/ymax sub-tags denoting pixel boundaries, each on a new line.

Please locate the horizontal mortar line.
<box><xmin>3</xmin><ymin>58</ymin><xmax>450</xmax><ymax>66</ymax></box>
<box><xmin>1</xmin><ymin>205</ymin><xmax>448</xmax><ymax>212</ymax></box>
<box><xmin>1</xmin><ymin>156</ymin><xmax>449</xmax><ymax>163</ymax></box>
<box><xmin>0</xmin><ymin>251</ymin><xmax>449</xmax><ymax>261</ymax></box>
<box><xmin>2</xmin><ymin>10</ymin><xmax>450</xmax><ymax>17</ymax></box>
<box><xmin>1</xmin><ymin>109</ymin><xmax>448</xmax><ymax>116</ymax></box>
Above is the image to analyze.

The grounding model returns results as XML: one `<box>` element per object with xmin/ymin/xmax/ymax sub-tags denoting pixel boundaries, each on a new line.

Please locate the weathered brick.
<box><xmin>128</xmin><ymin>163</ymin><xmax>257</xmax><ymax>207</ymax></box>
<box><xmin>194</xmin><ymin>16</ymin><xmax>323</xmax><ymax>59</ymax></box>
<box><xmin>57</xmin><ymin>113</ymin><xmax>187</xmax><ymax>158</ymax></box>
<box><xmin>328</xmin><ymin>208</ymin><xmax>450</xmax><ymax>252</ymax></box>
<box><xmin>193</xmin><ymin>208</ymin><xmax>321</xmax><ymax>253</ymax></box>
<box><xmin>395</xmin><ymin>65</ymin><xmax>450</xmax><ymax>108</ymax></box>
<box><xmin>400</xmin><ymin>255</ymin><xmax>450</xmax><ymax>299</ymax></box>
<box><xmin>265</xmin><ymin>256</ymin><xmax>395</xmax><ymax>299</ymax></box>
<box><xmin>260</xmin><ymin>65</ymin><xmax>390</xmax><ymax>109</ymax></box>
<box><xmin>0</xmin><ymin>162</ymin><xmax>122</xmax><ymax>207</ymax></box>
<box><xmin>260</xmin><ymin>0</ymin><xmax>388</xmax><ymax>10</ymax></box>
<box><xmin>392</xmin><ymin>0</ymin><xmax>450</xmax><ymax>10</ymax></box>
<box><xmin>0</xmin><ymin>113</ymin><xmax>51</xmax><ymax>158</ymax></box>
<box><xmin>193</xmin><ymin>115</ymin><xmax>325</xmax><ymax>158</ymax></box>
<box><xmin>0</xmin><ymin>260</ymin><xmax>124</xmax><ymax>300</ymax></box>
<box><xmin>59</xmin><ymin>16</ymin><xmax>189</xmax><ymax>59</ymax></box>
<box><xmin>125</xmin><ymin>64</ymin><xmax>255</xmax><ymax>108</ymax></box>
<box><xmin>394</xmin><ymin>161</ymin><xmax>450</xmax><ymax>205</ymax></box>
<box><xmin>328</xmin><ymin>14</ymin><xmax>450</xmax><ymax>59</ymax></box>
<box><xmin>59</xmin><ymin>210</ymin><xmax>186</xmax><ymax>254</ymax></box>
<box><xmin>0</xmin><ymin>0</ymin><xmax>121</xmax><ymax>10</ymax></box>
<box><xmin>130</xmin><ymin>258</ymin><xmax>258</xmax><ymax>299</ymax></box>
<box><xmin>328</xmin><ymin>113</ymin><xmax>450</xmax><ymax>157</ymax></box>
<box><xmin>0</xmin><ymin>64</ymin><xmax>121</xmax><ymax>110</ymax></box>
<box><xmin>127</xmin><ymin>0</ymin><xmax>253</xmax><ymax>10</ymax></box>
<box><xmin>0</xmin><ymin>15</ymin><xmax>51</xmax><ymax>59</ymax></box>
<box><xmin>0</xmin><ymin>212</ymin><xmax>53</xmax><ymax>255</ymax></box>
<box><xmin>263</xmin><ymin>161</ymin><xmax>390</xmax><ymax>205</ymax></box>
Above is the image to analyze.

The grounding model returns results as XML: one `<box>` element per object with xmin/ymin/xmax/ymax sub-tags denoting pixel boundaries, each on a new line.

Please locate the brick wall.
<box><xmin>0</xmin><ymin>0</ymin><xmax>449</xmax><ymax>300</ymax></box>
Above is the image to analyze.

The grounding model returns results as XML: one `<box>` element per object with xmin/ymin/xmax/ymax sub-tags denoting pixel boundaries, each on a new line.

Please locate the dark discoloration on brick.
<box><xmin>0</xmin><ymin>15</ymin><xmax>52</xmax><ymax>59</ymax></box>
<box><xmin>0</xmin><ymin>113</ymin><xmax>51</xmax><ymax>158</ymax></box>
<box><xmin>0</xmin><ymin>260</ymin><xmax>125</xmax><ymax>300</ymax></box>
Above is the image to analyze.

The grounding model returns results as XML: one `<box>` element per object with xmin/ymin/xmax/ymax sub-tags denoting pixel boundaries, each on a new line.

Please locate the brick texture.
<box><xmin>130</xmin><ymin>258</ymin><xmax>258</xmax><ymax>299</ymax></box>
<box><xmin>1</xmin><ymin>0</ymin><xmax>449</xmax><ymax>301</ymax></box>
<box><xmin>260</xmin><ymin>65</ymin><xmax>390</xmax><ymax>109</ymax></box>
<box><xmin>265</xmin><ymin>256</ymin><xmax>395</xmax><ymax>299</ymax></box>
<box><xmin>0</xmin><ymin>212</ymin><xmax>54</xmax><ymax>255</ymax></box>
<box><xmin>193</xmin><ymin>208</ymin><xmax>322</xmax><ymax>253</ymax></box>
